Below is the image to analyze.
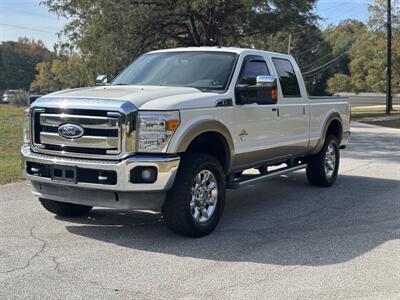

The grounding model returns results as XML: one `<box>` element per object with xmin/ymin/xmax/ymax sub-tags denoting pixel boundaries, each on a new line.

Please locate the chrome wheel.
<box><xmin>190</xmin><ymin>170</ymin><xmax>218</xmax><ymax>223</ymax></box>
<box><xmin>324</xmin><ymin>144</ymin><xmax>337</xmax><ymax>179</ymax></box>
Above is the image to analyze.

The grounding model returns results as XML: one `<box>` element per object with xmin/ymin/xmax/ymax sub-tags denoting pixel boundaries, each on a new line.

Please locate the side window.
<box><xmin>272</xmin><ymin>58</ymin><xmax>301</xmax><ymax>98</ymax></box>
<box><xmin>238</xmin><ymin>58</ymin><xmax>270</xmax><ymax>86</ymax></box>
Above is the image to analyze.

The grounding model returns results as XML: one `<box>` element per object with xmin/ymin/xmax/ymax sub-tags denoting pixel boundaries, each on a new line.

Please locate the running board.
<box><xmin>226</xmin><ymin>164</ymin><xmax>307</xmax><ymax>189</ymax></box>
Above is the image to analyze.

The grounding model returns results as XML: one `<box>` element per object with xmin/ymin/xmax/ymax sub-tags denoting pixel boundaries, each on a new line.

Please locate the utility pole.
<box><xmin>386</xmin><ymin>0</ymin><xmax>393</xmax><ymax>114</ymax></box>
<box><xmin>288</xmin><ymin>34</ymin><xmax>292</xmax><ymax>55</ymax></box>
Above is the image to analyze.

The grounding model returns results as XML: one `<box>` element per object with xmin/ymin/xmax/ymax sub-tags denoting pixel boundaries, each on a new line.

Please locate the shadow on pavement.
<box><xmin>62</xmin><ymin>173</ymin><xmax>400</xmax><ymax>266</ymax></box>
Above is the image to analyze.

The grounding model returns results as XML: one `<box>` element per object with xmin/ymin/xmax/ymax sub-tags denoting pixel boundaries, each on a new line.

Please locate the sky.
<box><xmin>0</xmin><ymin>0</ymin><xmax>371</xmax><ymax>50</ymax></box>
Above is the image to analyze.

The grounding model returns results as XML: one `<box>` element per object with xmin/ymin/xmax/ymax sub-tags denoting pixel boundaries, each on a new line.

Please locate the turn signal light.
<box><xmin>272</xmin><ymin>88</ymin><xmax>278</xmax><ymax>103</ymax></box>
<box><xmin>166</xmin><ymin>119</ymin><xmax>180</xmax><ymax>131</ymax></box>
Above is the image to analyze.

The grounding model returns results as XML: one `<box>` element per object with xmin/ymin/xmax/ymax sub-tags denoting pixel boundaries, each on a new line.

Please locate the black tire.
<box><xmin>39</xmin><ymin>198</ymin><xmax>92</xmax><ymax>217</ymax></box>
<box><xmin>306</xmin><ymin>135</ymin><xmax>340</xmax><ymax>187</ymax></box>
<box><xmin>162</xmin><ymin>153</ymin><xmax>226</xmax><ymax>238</ymax></box>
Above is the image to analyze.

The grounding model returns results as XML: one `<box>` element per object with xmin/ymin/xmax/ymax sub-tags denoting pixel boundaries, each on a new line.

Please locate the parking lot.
<box><xmin>1</xmin><ymin>122</ymin><xmax>399</xmax><ymax>299</ymax></box>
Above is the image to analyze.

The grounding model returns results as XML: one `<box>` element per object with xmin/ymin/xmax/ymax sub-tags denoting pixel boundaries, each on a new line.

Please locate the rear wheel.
<box><xmin>306</xmin><ymin>135</ymin><xmax>340</xmax><ymax>187</ymax></box>
<box><xmin>162</xmin><ymin>153</ymin><xmax>225</xmax><ymax>237</ymax></box>
<box><xmin>39</xmin><ymin>198</ymin><xmax>92</xmax><ymax>217</ymax></box>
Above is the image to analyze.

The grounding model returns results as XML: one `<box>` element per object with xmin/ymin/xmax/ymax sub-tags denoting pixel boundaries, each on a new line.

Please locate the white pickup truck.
<box><xmin>21</xmin><ymin>47</ymin><xmax>350</xmax><ymax>237</ymax></box>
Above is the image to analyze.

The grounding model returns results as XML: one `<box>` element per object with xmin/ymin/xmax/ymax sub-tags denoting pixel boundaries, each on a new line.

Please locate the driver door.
<box><xmin>233</xmin><ymin>55</ymin><xmax>287</xmax><ymax>170</ymax></box>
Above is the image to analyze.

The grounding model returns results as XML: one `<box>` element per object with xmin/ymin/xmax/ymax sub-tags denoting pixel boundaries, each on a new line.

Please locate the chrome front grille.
<box><xmin>30</xmin><ymin>104</ymin><xmax>136</xmax><ymax>160</ymax></box>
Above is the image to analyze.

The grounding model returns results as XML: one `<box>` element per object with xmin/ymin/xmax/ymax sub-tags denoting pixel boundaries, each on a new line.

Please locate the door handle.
<box><xmin>272</xmin><ymin>108</ymin><xmax>279</xmax><ymax>117</ymax></box>
<box><xmin>303</xmin><ymin>106</ymin><xmax>306</xmax><ymax>115</ymax></box>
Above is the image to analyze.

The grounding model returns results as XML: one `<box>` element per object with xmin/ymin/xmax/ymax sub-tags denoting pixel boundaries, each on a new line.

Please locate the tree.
<box><xmin>326</xmin><ymin>74</ymin><xmax>352</xmax><ymax>94</ymax></box>
<box><xmin>0</xmin><ymin>38</ymin><xmax>53</xmax><ymax>91</ymax></box>
<box><xmin>324</xmin><ymin>20</ymin><xmax>367</xmax><ymax>76</ymax></box>
<box><xmin>292</xmin><ymin>26</ymin><xmax>333</xmax><ymax>96</ymax></box>
<box><xmin>346</xmin><ymin>0</ymin><xmax>400</xmax><ymax>94</ymax></box>
<box><xmin>31</xmin><ymin>54</ymin><xmax>94</xmax><ymax>91</ymax></box>
<box><xmin>41</xmin><ymin>0</ymin><xmax>319</xmax><ymax>78</ymax></box>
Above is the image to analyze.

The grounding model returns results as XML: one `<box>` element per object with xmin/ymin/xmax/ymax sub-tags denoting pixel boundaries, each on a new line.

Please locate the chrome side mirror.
<box><xmin>235</xmin><ymin>75</ymin><xmax>278</xmax><ymax>105</ymax></box>
<box><xmin>256</xmin><ymin>75</ymin><xmax>278</xmax><ymax>104</ymax></box>
<box><xmin>256</xmin><ymin>75</ymin><xmax>277</xmax><ymax>87</ymax></box>
<box><xmin>96</xmin><ymin>74</ymin><xmax>108</xmax><ymax>86</ymax></box>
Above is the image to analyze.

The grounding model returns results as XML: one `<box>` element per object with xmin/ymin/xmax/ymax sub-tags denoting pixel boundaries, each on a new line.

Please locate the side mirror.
<box><xmin>96</xmin><ymin>74</ymin><xmax>108</xmax><ymax>86</ymax></box>
<box><xmin>256</xmin><ymin>75</ymin><xmax>276</xmax><ymax>87</ymax></box>
<box><xmin>235</xmin><ymin>75</ymin><xmax>278</xmax><ymax>105</ymax></box>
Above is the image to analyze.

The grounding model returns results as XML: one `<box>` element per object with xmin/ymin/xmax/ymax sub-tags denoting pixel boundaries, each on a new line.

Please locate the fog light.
<box><xmin>141</xmin><ymin>169</ymin><xmax>152</xmax><ymax>180</ymax></box>
<box><xmin>130</xmin><ymin>166</ymin><xmax>158</xmax><ymax>183</ymax></box>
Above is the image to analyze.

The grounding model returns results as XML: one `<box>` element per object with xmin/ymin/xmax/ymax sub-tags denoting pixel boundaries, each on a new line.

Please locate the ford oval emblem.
<box><xmin>58</xmin><ymin>123</ymin><xmax>84</xmax><ymax>139</ymax></box>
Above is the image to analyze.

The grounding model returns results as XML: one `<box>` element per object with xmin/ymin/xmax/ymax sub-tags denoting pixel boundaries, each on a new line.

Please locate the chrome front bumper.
<box><xmin>21</xmin><ymin>144</ymin><xmax>180</xmax><ymax>192</ymax></box>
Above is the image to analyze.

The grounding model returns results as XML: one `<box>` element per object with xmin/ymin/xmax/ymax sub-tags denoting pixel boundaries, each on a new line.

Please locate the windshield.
<box><xmin>112</xmin><ymin>51</ymin><xmax>238</xmax><ymax>91</ymax></box>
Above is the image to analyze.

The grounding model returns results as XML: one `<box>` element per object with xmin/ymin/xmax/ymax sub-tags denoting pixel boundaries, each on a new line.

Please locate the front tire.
<box><xmin>306</xmin><ymin>135</ymin><xmax>340</xmax><ymax>187</ymax></box>
<box><xmin>162</xmin><ymin>153</ymin><xmax>226</xmax><ymax>237</ymax></box>
<box><xmin>39</xmin><ymin>198</ymin><xmax>92</xmax><ymax>217</ymax></box>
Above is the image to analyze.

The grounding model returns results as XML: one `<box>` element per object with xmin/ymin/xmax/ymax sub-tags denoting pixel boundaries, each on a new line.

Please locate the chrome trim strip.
<box><xmin>40</xmin><ymin>132</ymin><xmax>119</xmax><ymax>149</ymax></box>
<box><xmin>21</xmin><ymin>145</ymin><xmax>180</xmax><ymax>192</ymax></box>
<box><xmin>40</xmin><ymin>113</ymin><xmax>119</xmax><ymax>129</ymax></box>
<box><xmin>31</xmin><ymin>107</ymin><xmax>45</xmax><ymax>149</ymax></box>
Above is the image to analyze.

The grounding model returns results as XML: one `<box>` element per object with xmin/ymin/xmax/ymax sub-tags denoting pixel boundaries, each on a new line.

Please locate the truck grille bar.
<box><xmin>30</xmin><ymin>104</ymin><xmax>137</xmax><ymax>160</ymax></box>
<box><xmin>39</xmin><ymin>132</ymin><xmax>119</xmax><ymax>149</ymax></box>
<box><xmin>40</xmin><ymin>113</ymin><xmax>119</xmax><ymax>129</ymax></box>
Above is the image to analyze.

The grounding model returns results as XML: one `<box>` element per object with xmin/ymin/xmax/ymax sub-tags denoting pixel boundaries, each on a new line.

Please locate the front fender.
<box><xmin>167</xmin><ymin>116</ymin><xmax>234</xmax><ymax>170</ymax></box>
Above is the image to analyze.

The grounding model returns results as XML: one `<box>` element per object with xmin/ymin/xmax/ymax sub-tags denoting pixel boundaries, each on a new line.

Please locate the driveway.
<box><xmin>1</xmin><ymin>123</ymin><xmax>399</xmax><ymax>299</ymax></box>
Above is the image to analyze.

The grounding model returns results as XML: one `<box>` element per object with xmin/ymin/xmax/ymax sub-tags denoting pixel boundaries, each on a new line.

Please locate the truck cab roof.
<box><xmin>148</xmin><ymin>46</ymin><xmax>291</xmax><ymax>58</ymax></box>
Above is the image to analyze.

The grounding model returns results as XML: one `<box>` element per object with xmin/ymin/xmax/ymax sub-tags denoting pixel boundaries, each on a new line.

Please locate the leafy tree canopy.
<box><xmin>41</xmin><ymin>0</ymin><xmax>319</xmax><ymax>77</ymax></box>
<box><xmin>325</xmin><ymin>1</ymin><xmax>400</xmax><ymax>94</ymax></box>
<box><xmin>31</xmin><ymin>54</ymin><xmax>94</xmax><ymax>91</ymax></box>
<box><xmin>0</xmin><ymin>38</ymin><xmax>53</xmax><ymax>91</ymax></box>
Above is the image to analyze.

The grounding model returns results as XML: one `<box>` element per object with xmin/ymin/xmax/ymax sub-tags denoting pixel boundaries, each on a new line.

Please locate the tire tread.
<box><xmin>306</xmin><ymin>135</ymin><xmax>340</xmax><ymax>187</ymax></box>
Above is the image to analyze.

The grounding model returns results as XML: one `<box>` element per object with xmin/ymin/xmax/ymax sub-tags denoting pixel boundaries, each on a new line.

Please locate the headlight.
<box><xmin>137</xmin><ymin>111</ymin><xmax>180</xmax><ymax>153</ymax></box>
<box><xmin>23</xmin><ymin>109</ymin><xmax>31</xmax><ymax>144</ymax></box>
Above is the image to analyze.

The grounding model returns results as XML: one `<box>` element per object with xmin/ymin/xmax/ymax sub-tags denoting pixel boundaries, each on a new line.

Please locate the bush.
<box><xmin>326</xmin><ymin>74</ymin><xmax>352</xmax><ymax>95</ymax></box>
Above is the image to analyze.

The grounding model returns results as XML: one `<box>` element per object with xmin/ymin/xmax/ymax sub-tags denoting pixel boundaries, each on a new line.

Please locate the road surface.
<box><xmin>1</xmin><ymin>123</ymin><xmax>399</xmax><ymax>299</ymax></box>
<box><xmin>343</xmin><ymin>94</ymin><xmax>400</xmax><ymax>107</ymax></box>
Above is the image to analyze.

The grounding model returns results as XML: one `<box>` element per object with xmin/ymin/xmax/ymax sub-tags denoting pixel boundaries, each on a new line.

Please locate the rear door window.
<box><xmin>272</xmin><ymin>58</ymin><xmax>301</xmax><ymax>98</ymax></box>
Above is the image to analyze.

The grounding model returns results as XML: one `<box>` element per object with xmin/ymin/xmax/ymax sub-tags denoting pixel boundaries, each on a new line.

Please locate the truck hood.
<box><xmin>40</xmin><ymin>85</ymin><xmax>223</xmax><ymax>110</ymax></box>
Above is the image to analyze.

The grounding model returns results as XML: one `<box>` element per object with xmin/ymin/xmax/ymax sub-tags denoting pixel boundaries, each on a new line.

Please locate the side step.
<box><xmin>226</xmin><ymin>163</ymin><xmax>307</xmax><ymax>189</ymax></box>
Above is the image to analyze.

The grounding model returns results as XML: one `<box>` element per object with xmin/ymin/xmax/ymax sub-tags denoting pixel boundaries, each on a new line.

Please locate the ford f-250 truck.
<box><xmin>21</xmin><ymin>47</ymin><xmax>350</xmax><ymax>237</ymax></box>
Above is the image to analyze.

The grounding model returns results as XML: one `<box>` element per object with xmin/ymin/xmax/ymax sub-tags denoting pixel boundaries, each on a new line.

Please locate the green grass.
<box><xmin>0</xmin><ymin>105</ymin><xmax>26</xmax><ymax>184</ymax></box>
<box><xmin>351</xmin><ymin>105</ymin><xmax>400</xmax><ymax>114</ymax></box>
<box><xmin>351</xmin><ymin>105</ymin><xmax>400</xmax><ymax>129</ymax></box>
<box><xmin>362</xmin><ymin>118</ymin><xmax>400</xmax><ymax>129</ymax></box>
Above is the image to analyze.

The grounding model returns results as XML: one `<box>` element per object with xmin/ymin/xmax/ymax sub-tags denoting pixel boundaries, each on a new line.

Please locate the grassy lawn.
<box><xmin>352</xmin><ymin>105</ymin><xmax>400</xmax><ymax>129</ymax></box>
<box><xmin>0</xmin><ymin>105</ymin><xmax>26</xmax><ymax>184</ymax></box>
<box><xmin>351</xmin><ymin>105</ymin><xmax>400</xmax><ymax>115</ymax></box>
<box><xmin>364</xmin><ymin>118</ymin><xmax>400</xmax><ymax>129</ymax></box>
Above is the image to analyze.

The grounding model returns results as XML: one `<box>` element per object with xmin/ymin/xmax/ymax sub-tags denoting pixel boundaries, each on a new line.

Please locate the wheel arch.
<box><xmin>313</xmin><ymin>112</ymin><xmax>343</xmax><ymax>154</ymax></box>
<box><xmin>171</xmin><ymin>120</ymin><xmax>234</xmax><ymax>174</ymax></box>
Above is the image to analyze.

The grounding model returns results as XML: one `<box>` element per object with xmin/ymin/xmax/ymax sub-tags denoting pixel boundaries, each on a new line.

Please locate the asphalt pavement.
<box><xmin>1</xmin><ymin>123</ymin><xmax>399</xmax><ymax>299</ymax></box>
